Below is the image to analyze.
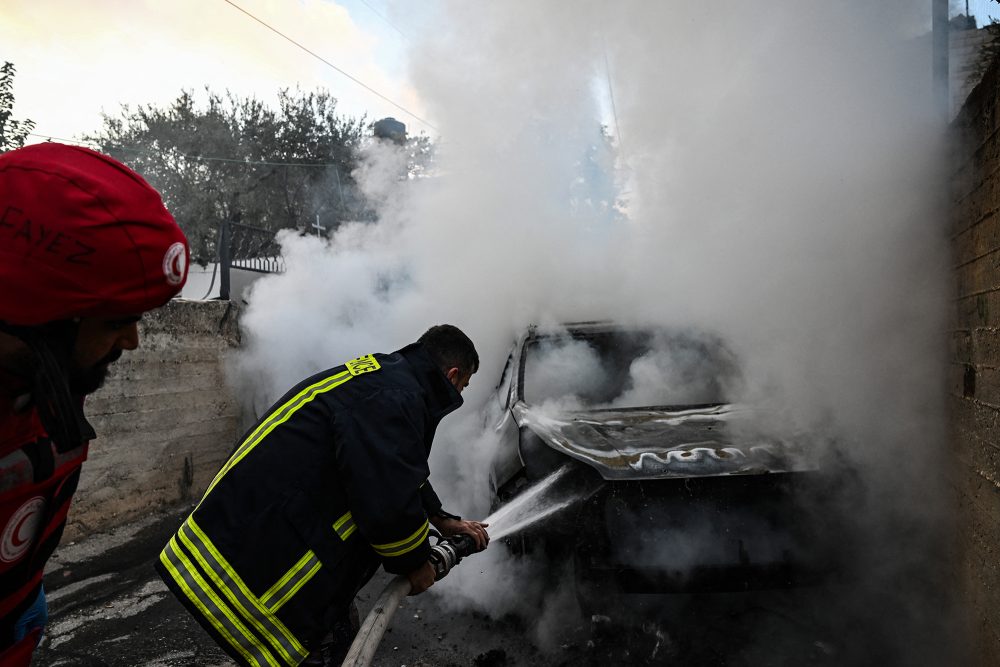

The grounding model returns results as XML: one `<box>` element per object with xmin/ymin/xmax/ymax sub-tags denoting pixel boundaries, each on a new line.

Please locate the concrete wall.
<box><xmin>951</xmin><ymin>48</ymin><xmax>1000</xmax><ymax>667</ymax></box>
<box><xmin>65</xmin><ymin>299</ymin><xmax>243</xmax><ymax>541</ymax></box>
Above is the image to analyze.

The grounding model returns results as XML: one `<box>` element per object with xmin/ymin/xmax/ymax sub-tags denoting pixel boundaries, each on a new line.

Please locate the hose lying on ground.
<box><xmin>341</xmin><ymin>534</ymin><xmax>480</xmax><ymax>667</ymax></box>
<box><xmin>341</xmin><ymin>576</ymin><xmax>411</xmax><ymax>667</ymax></box>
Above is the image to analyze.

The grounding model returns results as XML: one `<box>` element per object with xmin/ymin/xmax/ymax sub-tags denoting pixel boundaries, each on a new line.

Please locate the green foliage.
<box><xmin>0</xmin><ymin>62</ymin><xmax>35</xmax><ymax>151</ymax></box>
<box><xmin>86</xmin><ymin>88</ymin><xmax>369</xmax><ymax>264</ymax></box>
<box><xmin>967</xmin><ymin>21</ymin><xmax>1000</xmax><ymax>91</ymax></box>
<box><xmin>402</xmin><ymin>133</ymin><xmax>435</xmax><ymax>180</ymax></box>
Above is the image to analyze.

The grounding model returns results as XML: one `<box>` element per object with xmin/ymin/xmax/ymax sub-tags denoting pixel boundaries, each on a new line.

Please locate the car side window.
<box><xmin>496</xmin><ymin>348</ymin><xmax>515</xmax><ymax>409</ymax></box>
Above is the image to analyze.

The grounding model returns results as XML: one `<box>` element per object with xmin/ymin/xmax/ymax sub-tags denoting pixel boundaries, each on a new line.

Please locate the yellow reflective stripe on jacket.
<box><xmin>160</xmin><ymin>536</ymin><xmax>278</xmax><ymax>667</ymax></box>
<box><xmin>333</xmin><ymin>512</ymin><xmax>357</xmax><ymax>541</ymax></box>
<box><xmin>180</xmin><ymin>518</ymin><xmax>308</xmax><ymax>664</ymax></box>
<box><xmin>204</xmin><ymin>370</ymin><xmax>353</xmax><ymax>496</ymax></box>
<box><xmin>260</xmin><ymin>551</ymin><xmax>322</xmax><ymax>612</ymax></box>
<box><xmin>260</xmin><ymin>552</ymin><xmax>313</xmax><ymax>608</ymax></box>
<box><xmin>371</xmin><ymin>520</ymin><xmax>429</xmax><ymax>558</ymax></box>
<box><xmin>270</xmin><ymin>556</ymin><xmax>322</xmax><ymax>614</ymax></box>
<box><xmin>183</xmin><ymin>518</ymin><xmax>308</xmax><ymax>661</ymax></box>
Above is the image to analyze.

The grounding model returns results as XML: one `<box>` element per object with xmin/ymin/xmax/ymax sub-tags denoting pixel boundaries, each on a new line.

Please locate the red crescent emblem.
<box><xmin>1</xmin><ymin>497</ymin><xmax>46</xmax><ymax>563</ymax></box>
<box><xmin>11</xmin><ymin>512</ymin><xmax>35</xmax><ymax>547</ymax></box>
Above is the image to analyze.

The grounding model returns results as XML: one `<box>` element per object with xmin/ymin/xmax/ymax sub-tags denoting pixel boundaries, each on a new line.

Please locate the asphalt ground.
<box><xmin>33</xmin><ymin>503</ymin><xmax>556</xmax><ymax>667</ymax></box>
<box><xmin>30</xmin><ymin>503</ymin><xmax>933</xmax><ymax>667</ymax></box>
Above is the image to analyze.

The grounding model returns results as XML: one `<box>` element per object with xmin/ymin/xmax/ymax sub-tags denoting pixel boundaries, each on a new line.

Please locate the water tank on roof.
<box><xmin>373</xmin><ymin>117</ymin><xmax>407</xmax><ymax>144</ymax></box>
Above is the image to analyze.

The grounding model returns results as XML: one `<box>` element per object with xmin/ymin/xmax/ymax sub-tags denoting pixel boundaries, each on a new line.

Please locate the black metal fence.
<box><xmin>218</xmin><ymin>221</ymin><xmax>286</xmax><ymax>300</ymax></box>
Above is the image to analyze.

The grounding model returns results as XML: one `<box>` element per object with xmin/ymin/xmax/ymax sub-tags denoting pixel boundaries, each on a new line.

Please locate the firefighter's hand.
<box><xmin>431</xmin><ymin>516</ymin><xmax>490</xmax><ymax>551</ymax></box>
<box><xmin>406</xmin><ymin>561</ymin><xmax>435</xmax><ymax>595</ymax></box>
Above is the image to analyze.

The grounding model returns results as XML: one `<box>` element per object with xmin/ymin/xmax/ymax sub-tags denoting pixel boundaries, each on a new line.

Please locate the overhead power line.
<box><xmin>26</xmin><ymin>133</ymin><xmax>95</xmax><ymax>148</ymax></box>
<box><xmin>358</xmin><ymin>0</ymin><xmax>409</xmax><ymax>40</ymax></box>
<box><xmin>221</xmin><ymin>0</ymin><xmax>436</xmax><ymax>132</ymax></box>
<box><xmin>27</xmin><ymin>133</ymin><xmax>346</xmax><ymax>169</ymax></box>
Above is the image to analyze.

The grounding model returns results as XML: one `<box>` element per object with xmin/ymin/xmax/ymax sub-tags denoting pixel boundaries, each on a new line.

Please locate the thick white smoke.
<box><xmin>233</xmin><ymin>1</ymin><xmax>956</xmax><ymax>662</ymax></box>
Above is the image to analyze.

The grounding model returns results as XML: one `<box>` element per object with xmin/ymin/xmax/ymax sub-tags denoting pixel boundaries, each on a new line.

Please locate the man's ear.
<box><xmin>446</xmin><ymin>367</ymin><xmax>460</xmax><ymax>383</ymax></box>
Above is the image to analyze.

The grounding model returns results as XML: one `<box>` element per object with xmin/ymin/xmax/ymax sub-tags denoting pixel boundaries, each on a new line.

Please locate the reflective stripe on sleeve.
<box><xmin>160</xmin><ymin>536</ymin><xmax>278</xmax><ymax>667</ymax></box>
<box><xmin>179</xmin><ymin>519</ymin><xmax>308</xmax><ymax>664</ymax></box>
<box><xmin>204</xmin><ymin>371</ymin><xmax>353</xmax><ymax>496</ymax></box>
<box><xmin>333</xmin><ymin>512</ymin><xmax>357</xmax><ymax>541</ymax></box>
<box><xmin>371</xmin><ymin>520</ymin><xmax>430</xmax><ymax>558</ymax></box>
<box><xmin>260</xmin><ymin>551</ymin><xmax>323</xmax><ymax>613</ymax></box>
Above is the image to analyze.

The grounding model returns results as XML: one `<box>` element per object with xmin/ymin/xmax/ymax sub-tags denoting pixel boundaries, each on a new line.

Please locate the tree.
<box><xmin>0</xmin><ymin>62</ymin><xmax>35</xmax><ymax>151</ymax></box>
<box><xmin>966</xmin><ymin>20</ymin><xmax>1000</xmax><ymax>91</ymax></box>
<box><xmin>87</xmin><ymin>88</ymin><xmax>369</xmax><ymax>264</ymax></box>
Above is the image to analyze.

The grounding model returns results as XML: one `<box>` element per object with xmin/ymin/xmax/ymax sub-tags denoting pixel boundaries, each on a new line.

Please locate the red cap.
<box><xmin>0</xmin><ymin>143</ymin><xmax>189</xmax><ymax>326</ymax></box>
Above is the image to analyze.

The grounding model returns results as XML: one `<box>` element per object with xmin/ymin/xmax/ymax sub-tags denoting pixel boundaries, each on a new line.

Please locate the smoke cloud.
<box><xmin>523</xmin><ymin>339</ymin><xmax>609</xmax><ymax>407</ymax></box>
<box><xmin>232</xmin><ymin>1</ymin><xmax>958</xmax><ymax>663</ymax></box>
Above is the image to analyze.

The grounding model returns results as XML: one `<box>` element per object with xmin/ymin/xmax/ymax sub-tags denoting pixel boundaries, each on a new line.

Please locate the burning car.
<box><xmin>485</xmin><ymin>321</ymin><xmax>850</xmax><ymax>603</ymax></box>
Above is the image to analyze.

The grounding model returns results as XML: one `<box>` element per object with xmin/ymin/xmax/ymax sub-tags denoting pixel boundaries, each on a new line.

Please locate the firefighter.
<box><xmin>0</xmin><ymin>143</ymin><xmax>189</xmax><ymax>664</ymax></box>
<box><xmin>158</xmin><ymin>324</ymin><xmax>489</xmax><ymax>667</ymax></box>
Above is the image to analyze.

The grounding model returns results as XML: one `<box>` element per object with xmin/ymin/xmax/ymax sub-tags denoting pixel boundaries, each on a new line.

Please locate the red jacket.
<box><xmin>0</xmin><ymin>387</ymin><xmax>88</xmax><ymax>664</ymax></box>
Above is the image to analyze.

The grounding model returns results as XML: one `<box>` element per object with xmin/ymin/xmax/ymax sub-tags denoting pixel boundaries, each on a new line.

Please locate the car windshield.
<box><xmin>522</xmin><ymin>328</ymin><xmax>740</xmax><ymax>409</ymax></box>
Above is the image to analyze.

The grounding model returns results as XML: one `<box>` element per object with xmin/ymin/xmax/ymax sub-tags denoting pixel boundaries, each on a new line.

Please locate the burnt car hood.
<box><xmin>511</xmin><ymin>402</ymin><xmax>818</xmax><ymax>480</ymax></box>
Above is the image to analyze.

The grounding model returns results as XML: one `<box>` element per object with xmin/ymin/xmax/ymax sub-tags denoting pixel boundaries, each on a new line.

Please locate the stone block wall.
<box><xmin>65</xmin><ymin>299</ymin><xmax>242</xmax><ymax>540</ymax></box>
<box><xmin>951</xmin><ymin>47</ymin><xmax>1000</xmax><ymax>667</ymax></box>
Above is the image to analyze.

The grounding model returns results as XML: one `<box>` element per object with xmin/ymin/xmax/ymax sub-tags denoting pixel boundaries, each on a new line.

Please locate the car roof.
<box><xmin>527</xmin><ymin>320</ymin><xmax>618</xmax><ymax>337</ymax></box>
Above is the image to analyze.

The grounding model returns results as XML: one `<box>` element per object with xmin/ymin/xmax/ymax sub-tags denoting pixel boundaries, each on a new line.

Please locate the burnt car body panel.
<box><xmin>512</xmin><ymin>403</ymin><xmax>817</xmax><ymax>480</ymax></box>
<box><xmin>487</xmin><ymin>322</ymin><xmax>849</xmax><ymax>596</ymax></box>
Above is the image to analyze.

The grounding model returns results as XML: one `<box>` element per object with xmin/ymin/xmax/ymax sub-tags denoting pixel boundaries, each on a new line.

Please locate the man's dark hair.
<box><xmin>418</xmin><ymin>324</ymin><xmax>479</xmax><ymax>375</ymax></box>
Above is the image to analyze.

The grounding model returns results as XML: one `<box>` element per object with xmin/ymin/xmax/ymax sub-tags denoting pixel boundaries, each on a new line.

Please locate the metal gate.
<box><xmin>217</xmin><ymin>220</ymin><xmax>286</xmax><ymax>300</ymax></box>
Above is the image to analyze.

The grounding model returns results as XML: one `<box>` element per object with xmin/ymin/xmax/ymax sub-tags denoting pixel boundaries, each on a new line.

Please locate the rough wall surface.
<box><xmin>951</xmin><ymin>49</ymin><xmax>1000</xmax><ymax>667</ymax></box>
<box><xmin>66</xmin><ymin>299</ymin><xmax>242</xmax><ymax>541</ymax></box>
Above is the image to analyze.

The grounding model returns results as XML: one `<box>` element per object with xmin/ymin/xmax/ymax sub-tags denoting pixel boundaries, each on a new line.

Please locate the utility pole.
<box><xmin>218</xmin><ymin>220</ymin><xmax>231</xmax><ymax>301</ymax></box>
<box><xmin>933</xmin><ymin>0</ymin><xmax>949</xmax><ymax>121</ymax></box>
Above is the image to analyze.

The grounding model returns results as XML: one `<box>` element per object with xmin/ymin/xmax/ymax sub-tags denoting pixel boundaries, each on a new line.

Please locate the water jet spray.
<box><xmin>487</xmin><ymin>466</ymin><xmax>585</xmax><ymax>540</ymax></box>
<box><xmin>341</xmin><ymin>470</ymin><xmax>585</xmax><ymax>666</ymax></box>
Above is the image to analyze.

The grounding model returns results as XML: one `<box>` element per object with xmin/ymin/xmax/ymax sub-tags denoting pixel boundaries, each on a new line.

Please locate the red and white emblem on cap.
<box><xmin>1</xmin><ymin>496</ymin><xmax>46</xmax><ymax>563</ymax></box>
<box><xmin>162</xmin><ymin>241</ymin><xmax>187</xmax><ymax>286</ymax></box>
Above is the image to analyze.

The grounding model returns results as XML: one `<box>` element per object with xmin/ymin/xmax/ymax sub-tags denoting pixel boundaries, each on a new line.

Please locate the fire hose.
<box><xmin>340</xmin><ymin>533</ymin><xmax>480</xmax><ymax>667</ymax></box>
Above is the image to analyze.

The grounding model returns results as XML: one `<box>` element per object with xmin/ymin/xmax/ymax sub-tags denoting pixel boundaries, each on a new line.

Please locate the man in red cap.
<box><xmin>0</xmin><ymin>142</ymin><xmax>189</xmax><ymax>664</ymax></box>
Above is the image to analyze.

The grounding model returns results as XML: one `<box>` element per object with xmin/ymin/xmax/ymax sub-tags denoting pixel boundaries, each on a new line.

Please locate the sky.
<box><xmin>1</xmin><ymin>0</ymin><xmax>431</xmax><ymax>143</ymax></box>
<box><xmin>1</xmin><ymin>0</ymin><xmax>938</xmax><ymax>145</ymax></box>
<box><xmin>963</xmin><ymin>0</ymin><xmax>1000</xmax><ymax>24</ymax></box>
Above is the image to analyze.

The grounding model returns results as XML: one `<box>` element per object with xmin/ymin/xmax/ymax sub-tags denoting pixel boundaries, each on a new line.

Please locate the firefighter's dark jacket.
<box><xmin>156</xmin><ymin>343</ymin><xmax>463</xmax><ymax>667</ymax></box>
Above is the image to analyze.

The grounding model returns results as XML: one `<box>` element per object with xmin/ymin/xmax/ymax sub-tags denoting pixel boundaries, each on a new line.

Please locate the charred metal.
<box><xmin>485</xmin><ymin>321</ymin><xmax>857</xmax><ymax>605</ymax></box>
